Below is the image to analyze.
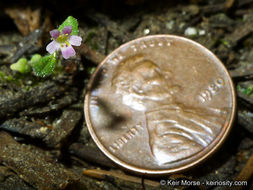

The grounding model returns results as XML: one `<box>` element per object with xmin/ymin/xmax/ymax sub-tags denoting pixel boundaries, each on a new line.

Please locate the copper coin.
<box><xmin>84</xmin><ymin>35</ymin><xmax>236</xmax><ymax>174</ymax></box>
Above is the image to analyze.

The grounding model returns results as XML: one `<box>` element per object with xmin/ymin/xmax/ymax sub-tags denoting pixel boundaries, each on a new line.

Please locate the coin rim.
<box><xmin>84</xmin><ymin>34</ymin><xmax>236</xmax><ymax>175</ymax></box>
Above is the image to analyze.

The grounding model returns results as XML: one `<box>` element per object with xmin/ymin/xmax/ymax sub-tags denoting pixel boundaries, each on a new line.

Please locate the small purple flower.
<box><xmin>46</xmin><ymin>26</ymin><xmax>82</xmax><ymax>59</ymax></box>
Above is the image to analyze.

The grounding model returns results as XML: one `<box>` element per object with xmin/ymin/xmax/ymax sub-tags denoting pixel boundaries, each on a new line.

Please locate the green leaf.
<box><xmin>10</xmin><ymin>58</ymin><xmax>31</xmax><ymax>74</ymax></box>
<box><xmin>29</xmin><ymin>54</ymin><xmax>42</xmax><ymax>66</ymax></box>
<box><xmin>243</xmin><ymin>86</ymin><xmax>253</xmax><ymax>95</ymax></box>
<box><xmin>58</xmin><ymin>16</ymin><xmax>79</xmax><ymax>35</ymax></box>
<box><xmin>0</xmin><ymin>71</ymin><xmax>6</xmax><ymax>81</ymax></box>
<box><xmin>33</xmin><ymin>54</ymin><xmax>56</xmax><ymax>77</ymax></box>
<box><xmin>236</xmin><ymin>85</ymin><xmax>241</xmax><ymax>91</ymax></box>
<box><xmin>0</xmin><ymin>71</ymin><xmax>15</xmax><ymax>82</ymax></box>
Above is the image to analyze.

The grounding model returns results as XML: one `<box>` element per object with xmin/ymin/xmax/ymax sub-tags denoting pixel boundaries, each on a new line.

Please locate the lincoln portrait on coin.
<box><xmin>111</xmin><ymin>55</ymin><xmax>226</xmax><ymax>165</ymax></box>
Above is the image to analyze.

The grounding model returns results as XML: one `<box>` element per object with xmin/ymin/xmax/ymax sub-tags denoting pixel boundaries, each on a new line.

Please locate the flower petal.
<box><xmin>62</xmin><ymin>26</ymin><xmax>72</xmax><ymax>35</ymax></box>
<box><xmin>69</xmin><ymin>35</ymin><xmax>82</xmax><ymax>46</ymax></box>
<box><xmin>46</xmin><ymin>41</ymin><xmax>60</xmax><ymax>54</ymax></box>
<box><xmin>50</xmin><ymin>29</ymin><xmax>60</xmax><ymax>39</ymax></box>
<box><xmin>61</xmin><ymin>45</ymin><xmax>75</xmax><ymax>59</ymax></box>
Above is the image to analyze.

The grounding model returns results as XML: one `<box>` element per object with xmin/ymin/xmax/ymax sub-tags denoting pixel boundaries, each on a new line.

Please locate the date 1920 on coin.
<box><xmin>84</xmin><ymin>35</ymin><xmax>236</xmax><ymax>175</ymax></box>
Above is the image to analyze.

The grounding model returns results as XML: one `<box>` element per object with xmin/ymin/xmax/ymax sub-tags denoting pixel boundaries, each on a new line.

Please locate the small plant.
<box><xmin>10</xmin><ymin>16</ymin><xmax>82</xmax><ymax>77</ymax></box>
<box><xmin>237</xmin><ymin>84</ymin><xmax>253</xmax><ymax>96</ymax></box>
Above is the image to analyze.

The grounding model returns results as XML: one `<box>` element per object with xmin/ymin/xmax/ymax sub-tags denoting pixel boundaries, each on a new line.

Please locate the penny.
<box><xmin>84</xmin><ymin>35</ymin><xmax>236</xmax><ymax>174</ymax></box>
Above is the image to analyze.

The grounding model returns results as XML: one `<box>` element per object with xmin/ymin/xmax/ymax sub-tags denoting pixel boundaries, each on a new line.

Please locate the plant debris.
<box><xmin>0</xmin><ymin>131</ymin><xmax>79</xmax><ymax>190</ymax></box>
<box><xmin>0</xmin><ymin>79</ymin><xmax>71</xmax><ymax>120</ymax></box>
<box><xmin>5</xmin><ymin>7</ymin><xmax>41</xmax><ymax>36</ymax></box>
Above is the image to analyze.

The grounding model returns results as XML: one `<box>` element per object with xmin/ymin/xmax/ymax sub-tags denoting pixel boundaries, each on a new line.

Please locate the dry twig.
<box><xmin>78</xmin><ymin>43</ymin><xmax>105</xmax><ymax>65</ymax></box>
<box><xmin>82</xmin><ymin>169</ymin><xmax>160</xmax><ymax>187</ymax></box>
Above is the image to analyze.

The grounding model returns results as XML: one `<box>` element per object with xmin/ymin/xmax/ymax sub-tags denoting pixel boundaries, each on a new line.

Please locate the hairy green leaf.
<box><xmin>58</xmin><ymin>16</ymin><xmax>79</xmax><ymax>35</ymax></box>
<box><xmin>33</xmin><ymin>54</ymin><xmax>56</xmax><ymax>77</ymax></box>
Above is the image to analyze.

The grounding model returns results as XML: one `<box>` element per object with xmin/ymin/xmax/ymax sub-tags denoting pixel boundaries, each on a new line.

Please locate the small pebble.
<box><xmin>199</xmin><ymin>30</ymin><xmax>206</xmax><ymax>36</ymax></box>
<box><xmin>184</xmin><ymin>27</ymin><xmax>197</xmax><ymax>36</ymax></box>
<box><xmin>56</xmin><ymin>119</ymin><xmax>61</xmax><ymax>124</ymax></box>
<box><xmin>143</xmin><ymin>28</ymin><xmax>150</xmax><ymax>35</ymax></box>
<box><xmin>40</xmin><ymin>127</ymin><xmax>48</xmax><ymax>134</ymax></box>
